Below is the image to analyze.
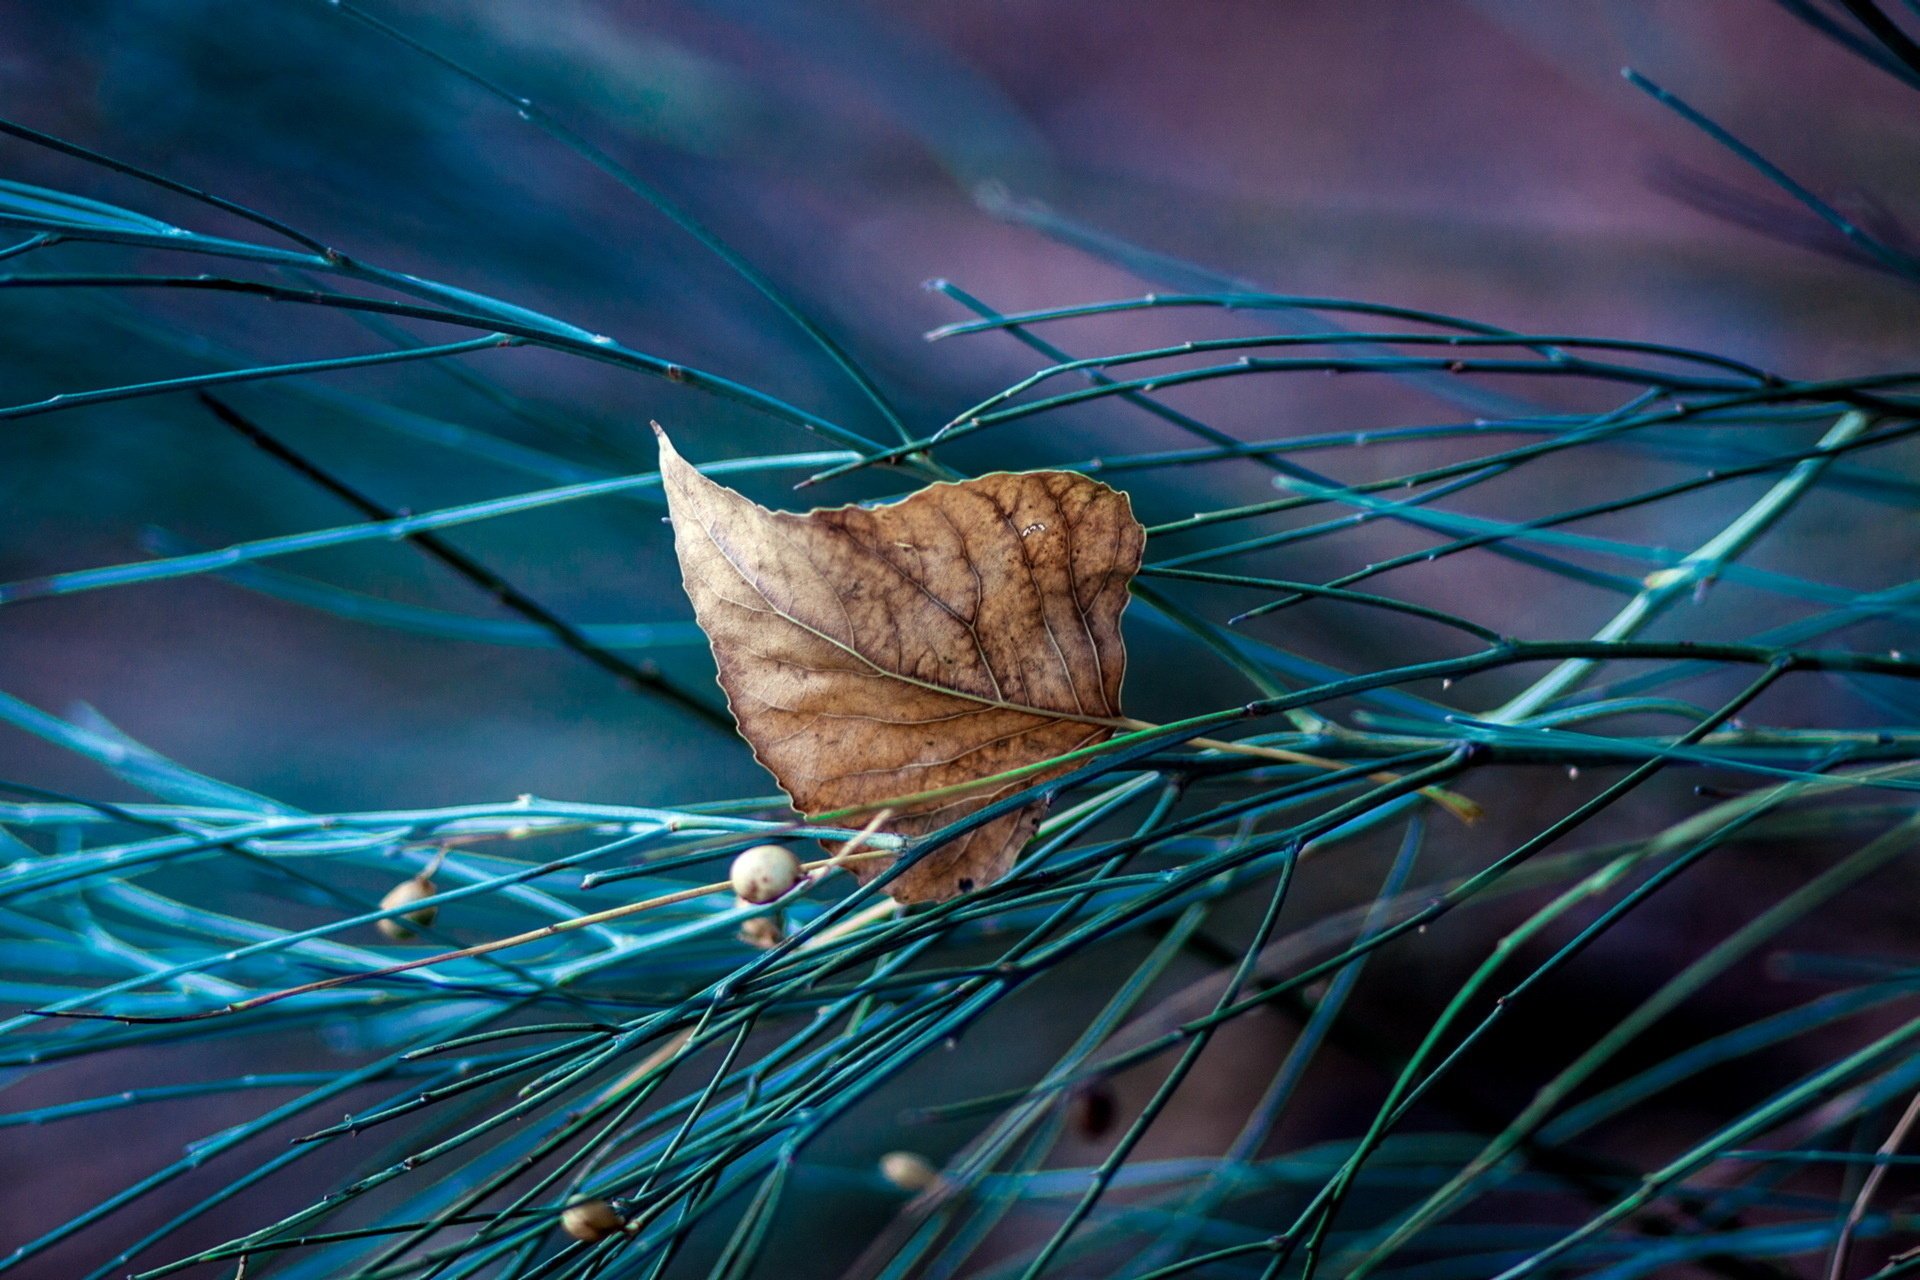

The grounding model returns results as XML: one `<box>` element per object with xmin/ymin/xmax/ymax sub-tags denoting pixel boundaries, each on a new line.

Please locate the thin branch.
<box><xmin>200</xmin><ymin>393</ymin><xmax>730</xmax><ymax>729</ymax></box>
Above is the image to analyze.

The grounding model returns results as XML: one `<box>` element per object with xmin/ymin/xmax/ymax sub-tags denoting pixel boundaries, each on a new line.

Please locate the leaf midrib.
<box><xmin>690</xmin><ymin>504</ymin><xmax>1130</xmax><ymax>735</ymax></box>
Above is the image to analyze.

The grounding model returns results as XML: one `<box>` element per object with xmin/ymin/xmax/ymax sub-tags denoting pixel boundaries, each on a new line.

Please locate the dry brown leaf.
<box><xmin>656</xmin><ymin>427</ymin><xmax>1144</xmax><ymax>903</ymax></box>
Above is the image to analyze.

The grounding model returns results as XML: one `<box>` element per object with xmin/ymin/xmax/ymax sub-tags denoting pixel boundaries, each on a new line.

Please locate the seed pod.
<box><xmin>879</xmin><ymin>1150</ymin><xmax>939</xmax><ymax>1192</ymax></box>
<box><xmin>737</xmin><ymin>908</ymin><xmax>785</xmax><ymax>949</ymax></box>
<box><xmin>730</xmin><ymin>844</ymin><xmax>802</xmax><ymax>905</ymax></box>
<box><xmin>377</xmin><ymin>875</ymin><xmax>437</xmax><ymax>942</ymax></box>
<box><xmin>561</xmin><ymin>1198</ymin><xmax>624</xmax><ymax>1243</ymax></box>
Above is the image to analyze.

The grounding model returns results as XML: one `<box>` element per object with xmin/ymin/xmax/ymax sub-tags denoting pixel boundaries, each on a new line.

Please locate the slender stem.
<box><xmin>1485</xmin><ymin>410</ymin><xmax>1873</xmax><ymax>722</ymax></box>
<box><xmin>39</xmin><ymin>846</ymin><xmax>899</xmax><ymax>1025</ymax></box>
<box><xmin>200</xmin><ymin>394</ymin><xmax>730</xmax><ymax>729</ymax></box>
<box><xmin>1829</xmin><ymin>1086</ymin><xmax>1920</xmax><ymax>1280</ymax></box>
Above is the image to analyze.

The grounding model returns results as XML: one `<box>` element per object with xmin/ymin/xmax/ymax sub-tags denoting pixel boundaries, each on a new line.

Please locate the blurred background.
<box><xmin>4</xmin><ymin>1</ymin><xmax>1920</xmax><ymax>1275</ymax></box>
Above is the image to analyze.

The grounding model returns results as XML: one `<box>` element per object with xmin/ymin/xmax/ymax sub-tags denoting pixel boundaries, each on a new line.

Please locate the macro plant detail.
<box><xmin>2</xmin><ymin>6</ymin><xmax>1920</xmax><ymax>1280</ymax></box>
<box><xmin>658</xmin><ymin>427</ymin><xmax>1146</xmax><ymax>903</ymax></box>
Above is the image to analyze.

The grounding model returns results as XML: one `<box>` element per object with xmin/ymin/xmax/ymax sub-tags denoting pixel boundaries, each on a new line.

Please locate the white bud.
<box><xmin>730</xmin><ymin>844</ymin><xmax>801</xmax><ymax>905</ymax></box>
<box><xmin>879</xmin><ymin>1150</ymin><xmax>939</xmax><ymax>1191</ymax></box>
<box><xmin>561</xmin><ymin>1198</ymin><xmax>624</xmax><ymax>1242</ymax></box>
<box><xmin>737</xmin><ymin>909</ymin><xmax>785</xmax><ymax>949</ymax></box>
<box><xmin>377</xmin><ymin>876</ymin><xmax>437</xmax><ymax>942</ymax></box>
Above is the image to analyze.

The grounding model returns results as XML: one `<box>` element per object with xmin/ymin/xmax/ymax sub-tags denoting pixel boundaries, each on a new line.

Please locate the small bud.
<box><xmin>730</xmin><ymin>844</ymin><xmax>802</xmax><ymax>905</ymax></box>
<box><xmin>377</xmin><ymin>876</ymin><xmax>437</xmax><ymax>942</ymax></box>
<box><xmin>738</xmin><ymin>909</ymin><xmax>785</xmax><ymax>949</ymax></box>
<box><xmin>561</xmin><ymin>1198</ymin><xmax>624</xmax><ymax>1243</ymax></box>
<box><xmin>879</xmin><ymin>1150</ymin><xmax>939</xmax><ymax>1192</ymax></box>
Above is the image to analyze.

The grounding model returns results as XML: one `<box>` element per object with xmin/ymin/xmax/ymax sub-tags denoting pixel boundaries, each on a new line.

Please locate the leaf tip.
<box><xmin>652</xmin><ymin>422</ymin><xmax>684</xmax><ymax>472</ymax></box>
